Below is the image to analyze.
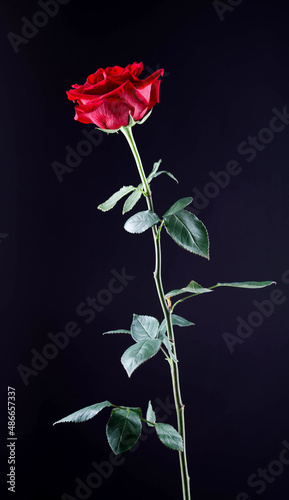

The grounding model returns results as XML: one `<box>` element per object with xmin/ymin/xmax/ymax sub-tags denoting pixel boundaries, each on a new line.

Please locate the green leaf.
<box><xmin>121</xmin><ymin>339</ymin><xmax>162</xmax><ymax>377</ymax></box>
<box><xmin>151</xmin><ymin>170</ymin><xmax>179</xmax><ymax>183</ymax></box>
<box><xmin>172</xmin><ymin>314</ymin><xmax>195</xmax><ymax>328</ymax></box>
<box><xmin>166</xmin><ymin>280</ymin><xmax>212</xmax><ymax>298</ymax></box>
<box><xmin>131</xmin><ymin>314</ymin><xmax>159</xmax><ymax>342</ymax></box>
<box><xmin>125</xmin><ymin>406</ymin><xmax>143</xmax><ymax>419</ymax></box>
<box><xmin>215</xmin><ymin>281</ymin><xmax>276</xmax><ymax>289</ymax></box>
<box><xmin>158</xmin><ymin>331</ymin><xmax>178</xmax><ymax>363</ymax></box>
<box><xmin>122</xmin><ymin>188</ymin><xmax>142</xmax><ymax>214</ymax></box>
<box><xmin>147</xmin><ymin>159</ymin><xmax>178</xmax><ymax>184</ymax></box>
<box><xmin>155</xmin><ymin>423</ymin><xmax>183</xmax><ymax>451</ymax></box>
<box><xmin>103</xmin><ymin>329</ymin><xmax>131</xmax><ymax>335</ymax></box>
<box><xmin>146</xmin><ymin>401</ymin><xmax>156</xmax><ymax>427</ymax></box>
<box><xmin>106</xmin><ymin>408</ymin><xmax>142</xmax><ymax>454</ymax></box>
<box><xmin>98</xmin><ymin>186</ymin><xmax>135</xmax><ymax>212</ymax></box>
<box><xmin>163</xmin><ymin>209</ymin><xmax>209</xmax><ymax>259</ymax></box>
<box><xmin>163</xmin><ymin>197</ymin><xmax>193</xmax><ymax>217</ymax></box>
<box><xmin>159</xmin><ymin>314</ymin><xmax>195</xmax><ymax>335</ymax></box>
<box><xmin>147</xmin><ymin>159</ymin><xmax>162</xmax><ymax>182</ymax></box>
<box><xmin>124</xmin><ymin>210</ymin><xmax>160</xmax><ymax>234</ymax></box>
<box><xmin>136</xmin><ymin>108</ymin><xmax>153</xmax><ymax>125</ymax></box>
<box><xmin>53</xmin><ymin>401</ymin><xmax>112</xmax><ymax>425</ymax></box>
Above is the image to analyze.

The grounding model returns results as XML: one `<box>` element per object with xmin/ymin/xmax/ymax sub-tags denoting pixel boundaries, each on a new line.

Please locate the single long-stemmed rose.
<box><xmin>54</xmin><ymin>62</ymin><xmax>275</xmax><ymax>500</ymax></box>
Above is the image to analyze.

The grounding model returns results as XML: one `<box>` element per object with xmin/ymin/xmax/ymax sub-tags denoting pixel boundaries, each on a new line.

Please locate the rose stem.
<box><xmin>121</xmin><ymin>125</ymin><xmax>191</xmax><ymax>500</ymax></box>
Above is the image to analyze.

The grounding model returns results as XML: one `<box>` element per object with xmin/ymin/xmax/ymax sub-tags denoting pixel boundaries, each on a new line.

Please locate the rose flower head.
<box><xmin>66</xmin><ymin>62</ymin><xmax>164</xmax><ymax>131</ymax></box>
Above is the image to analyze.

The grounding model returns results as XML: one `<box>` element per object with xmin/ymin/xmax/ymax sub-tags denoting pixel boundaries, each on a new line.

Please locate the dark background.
<box><xmin>1</xmin><ymin>0</ymin><xmax>289</xmax><ymax>499</ymax></box>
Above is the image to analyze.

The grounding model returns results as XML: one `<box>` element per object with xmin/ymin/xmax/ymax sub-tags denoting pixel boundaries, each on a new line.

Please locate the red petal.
<box><xmin>74</xmin><ymin>97</ymin><xmax>134</xmax><ymax>129</ymax></box>
<box><xmin>128</xmin><ymin>62</ymin><xmax>143</xmax><ymax>76</ymax></box>
<box><xmin>135</xmin><ymin>68</ymin><xmax>164</xmax><ymax>90</ymax></box>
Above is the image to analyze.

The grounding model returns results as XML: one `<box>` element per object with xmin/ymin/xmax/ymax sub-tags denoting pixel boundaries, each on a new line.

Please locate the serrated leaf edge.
<box><xmin>164</xmin><ymin>209</ymin><xmax>210</xmax><ymax>260</ymax></box>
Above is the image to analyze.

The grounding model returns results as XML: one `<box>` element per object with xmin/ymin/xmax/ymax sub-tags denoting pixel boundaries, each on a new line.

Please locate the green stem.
<box><xmin>121</xmin><ymin>125</ymin><xmax>191</xmax><ymax>500</ymax></box>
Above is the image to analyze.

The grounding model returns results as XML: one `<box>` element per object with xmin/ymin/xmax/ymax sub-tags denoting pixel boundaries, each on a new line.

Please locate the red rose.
<box><xmin>66</xmin><ymin>62</ymin><xmax>164</xmax><ymax>130</ymax></box>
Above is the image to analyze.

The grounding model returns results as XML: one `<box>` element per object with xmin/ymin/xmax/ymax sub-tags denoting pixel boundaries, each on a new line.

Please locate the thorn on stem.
<box><xmin>165</xmin><ymin>295</ymin><xmax>172</xmax><ymax>310</ymax></box>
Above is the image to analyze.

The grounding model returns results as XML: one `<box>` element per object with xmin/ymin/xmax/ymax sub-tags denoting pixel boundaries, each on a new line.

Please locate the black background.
<box><xmin>1</xmin><ymin>0</ymin><xmax>289</xmax><ymax>499</ymax></box>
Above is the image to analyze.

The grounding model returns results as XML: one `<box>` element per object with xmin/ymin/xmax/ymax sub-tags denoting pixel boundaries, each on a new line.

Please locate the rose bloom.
<box><xmin>66</xmin><ymin>62</ymin><xmax>164</xmax><ymax>130</ymax></box>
